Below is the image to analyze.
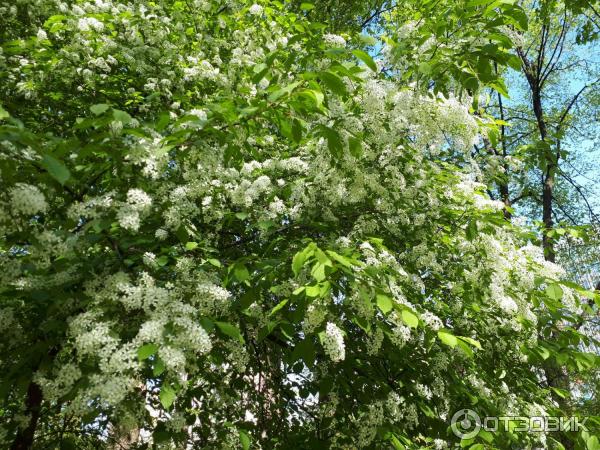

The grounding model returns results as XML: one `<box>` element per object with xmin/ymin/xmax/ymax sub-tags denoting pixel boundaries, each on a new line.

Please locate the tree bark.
<box><xmin>496</xmin><ymin>85</ymin><xmax>512</xmax><ymax>220</ymax></box>
<box><xmin>527</xmin><ymin>69</ymin><xmax>556</xmax><ymax>262</ymax></box>
<box><xmin>519</xmin><ymin>45</ymin><xmax>572</xmax><ymax>448</ymax></box>
<box><xmin>10</xmin><ymin>381</ymin><xmax>43</xmax><ymax>450</ymax></box>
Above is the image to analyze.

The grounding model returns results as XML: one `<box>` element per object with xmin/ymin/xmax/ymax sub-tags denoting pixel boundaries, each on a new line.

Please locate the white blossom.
<box><xmin>323</xmin><ymin>322</ymin><xmax>345</xmax><ymax>362</ymax></box>
<box><xmin>10</xmin><ymin>184</ymin><xmax>48</xmax><ymax>215</ymax></box>
<box><xmin>248</xmin><ymin>4</ymin><xmax>263</xmax><ymax>15</ymax></box>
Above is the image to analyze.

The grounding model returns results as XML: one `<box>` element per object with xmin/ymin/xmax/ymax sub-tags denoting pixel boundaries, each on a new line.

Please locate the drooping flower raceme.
<box><xmin>322</xmin><ymin>322</ymin><xmax>345</xmax><ymax>362</ymax></box>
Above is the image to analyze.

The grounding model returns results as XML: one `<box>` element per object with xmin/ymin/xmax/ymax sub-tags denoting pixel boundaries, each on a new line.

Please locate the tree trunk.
<box><xmin>10</xmin><ymin>381</ymin><xmax>43</xmax><ymax>450</ymax></box>
<box><xmin>529</xmin><ymin>77</ymin><xmax>556</xmax><ymax>262</ymax></box>
<box><xmin>542</xmin><ymin>171</ymin><xmax>555</xmax><ymax>262</ymax></box>
<box><xmin>499</xmin><ymin>181</ymin><xmax>512</xmax><ymax>220</ymax></box>
<box><xmin>520</xmin><ymin>51</ymin><xmax>572</xmax><ymax>448</ymax></box>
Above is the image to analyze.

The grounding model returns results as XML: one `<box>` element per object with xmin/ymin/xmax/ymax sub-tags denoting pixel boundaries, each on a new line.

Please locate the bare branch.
<box><xmin>556</xmin><ymin>77</ymin><xmax>600</xmax><ymax>133</ymax></box>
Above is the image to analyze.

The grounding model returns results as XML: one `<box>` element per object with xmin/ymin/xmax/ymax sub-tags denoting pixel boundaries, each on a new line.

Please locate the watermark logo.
<box><xmin>450</xmin><ymin>410</ymin><xmax>588</xmax><ymax>438</ymax></box>
<box><xmin>451</xmin><ymin>409</ymin><xmax>481</xmax><ymax>439</ymax></box>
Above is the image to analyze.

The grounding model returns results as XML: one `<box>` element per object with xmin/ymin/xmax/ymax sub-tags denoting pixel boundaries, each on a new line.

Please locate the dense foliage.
<box><xmin>0</xmin><ymin>0</ymin><xmax>598</xmax><ymax>449</ymax></box>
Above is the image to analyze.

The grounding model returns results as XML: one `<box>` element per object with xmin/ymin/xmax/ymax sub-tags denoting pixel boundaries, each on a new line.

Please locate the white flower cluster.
<box><xmin>171</xmin><ymin>316</ymin><xmax>212</xmax><ymax>355</ymax></box>
<box><xmin>248</xmin><ymin>4</ymin><xmax>263</xmax><ymax>15</ymax></box>
<box><xmin>10</xmin><ymin>183</ymin><xmax>48</xmax><ymax>215</ymax></box>
<box><xmin>323</xmin><ymin>33</ymin><xmax>346</xmax><ymax>48</ymax></box>
<box><xmin>389</xmin><ymin>312</ymin><xmax>412</xmax><ymax>347</ymax></box>
<box><xmin>117</xmin><ymin>188</ymin><xmax>152</xmax><ymax>232</ymax></box>
<box><xmin>366</xmin><ymin>327</ymin><xmax>384</xmax><ymax>355</ymax></box>
<box><xmin>303</xmin><ymin>303</ymin><xmax>327</xmax><ymax>334</ymax></box>
<box><xmin>77</xmin><ymin>17</ymin><xmax>104</xmax><ymax>32</ymax></box>
<box><xmin>35</xmin><ymin>363</ymin><xmax>82</xmax><ymax>400</ymax></box>
<box><xmin>421</xmin><ymin>311</ymin><xmax>443</xmax><ymax>331</ymax></box>
<box><xmin>415</xmin><ymin>382</ymin><xmax>433</xmax><ymax>400</ymax></box>
<box><xmin>352</xmin><ymin>401</ymin><xmax>384</xmax><ymax>447</ymax></box>
<box><xmin>36</xmin><ymin>29</ymin><xmax>47</xmax><ymax>41</ymax></box>
<box><xmin>193</xmin><ymin>282</ymin><xmax>232</xmax><ymax>316</ymax></box>
<box><xmin>497</xmin><ymin>295</ymin><xmax>518</xmax><ymax>314</ymax></box>
<box><xmin>322</xmin><ymin>322</ymin><xmax>345</xmax><ymax>362</ymax></box>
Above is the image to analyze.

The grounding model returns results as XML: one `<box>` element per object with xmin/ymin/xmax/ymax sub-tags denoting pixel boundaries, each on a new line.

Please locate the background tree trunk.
<box><xmin>10</xmin><ymin>382</ymin><xmax>43</xmax><ymax>450</ymax></box>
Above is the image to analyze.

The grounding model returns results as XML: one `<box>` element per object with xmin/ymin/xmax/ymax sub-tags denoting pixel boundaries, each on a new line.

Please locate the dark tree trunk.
<box><xmin>10</xmin><ymin>381</ymin><xmax>43</xmax><ymax>450</ymax></box>
<box><xmin>542</xmin><ymin>171</ymin><xmax>556</xmax><ymax>262</ymax></box>
<box><xmin>519</xmin><ymin>45</ymin><xmax>572</xmax><ymax>448</ymax></box>
<box><xmin>499</xmin><ymin>181</ymin><xmax>512</xmax><ymax>220</ymax></box>
<box><xmin>527</xmin><ymin>73</ymin><xmax>554</xmax><ymax>255</ymax></box>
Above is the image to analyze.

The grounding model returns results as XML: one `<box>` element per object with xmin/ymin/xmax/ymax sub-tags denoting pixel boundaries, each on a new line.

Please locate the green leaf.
<box><xmin>438</xmin><ymin>330</ymin><xmax>458</xmax><ymax>348</ymax></box>
<box><xmin>348</xmin><ymin>136</ymin><xmax>363</xmax><ymax>158</ymax></box>
<box><xmin>41</xmin><ymin>154</ymin><xmax>71</xmax><ymax>185</ymax></box>
<box><xmin>234</xmin><ymin>264</ymin><xmax>250</xmax><ymax>282</ymax></box>
<box><xmin>0</xmin><ymin>105</ymin><xmax>9</xmax><ymax>120</ymax></box>
<box><xmin>545</xmin><ymin>283</ymin><xmax>563</xmax><ymax>300</ymax></box>
<box><xmin>113</xmin><ymin>109</ymin><xmax>132</xmax><ymax>124</ymax></box>
<box><xmin>185</xmin><ymin>241</ymin><xmax>199</xmax><ymax>251</ymax></box>
<box><xmin>292</xmin><ymin>286</ymin><xmax>305</xmax><ymax>295</ymax></box>
<box><xmin>503</xmin><ymin>4</ymin><xmax>528</xmax><ymax>30</ymax></box>
<box><xmin>291</xmin><ymin>339</ymin><xmax>316</xmax><ymax>367</ymax></box>
<box><xmin>459</xmin><ymin>336</ymin><xmax>482</xmax><ymax>349</ymax></box>
<box><xmin>207</xmin><ymin>258</ymin><xmax>221</xmax><ymax>267</ymax></box>
<box><xmin>587</xmin><ymin>436</ymin><xmax>600</xmax><ymax>450</ymax></box>
<box><xmin>351</xmin><ymin>314</ymin><xmax>369</xmax><ymax>332</ymax></box>
<box><xmin>300</xmin><ymin>2</ymin><xmax>314</xmax><ymax>10</ymax></box>
<box><xmin>418</xmin><ymin>62</ymin><xmax>432</xmax><ymax>75</ymax></box>
<box><xmin>319</xmin><ymin>71</ymin><xmax>347</xmax><ymax>96</ymax></box>
<box><xmin>314</xmin><ymin>248</ymin><xmax>332</xmax><ymax>266</ymax></box>
<box><xmin>466</xmin><ymin>220</ymin><xmax>478</xmax><ymax>241</ymax></box>
<box><xmin>90</xmin><ymin>103</ymin><xmax>110</xmax><ymax>115</ymax></box>
<box><xmin>252</xmin><ymin>67</ymin><xmax>269</xmax><ymax>85</ymax></box>
<box><xmin>269</xmin><ymin>81</ymin><xmax>301</xmax><ymax>102</ymax></box>
<box><xmin>466</xmin><ymin>0</ymin><xmax>496</xmax><ymax>7</ymax></box>
<box><xmin>550</xmin><ymin>387</ymin><xmax>568</xmax><ymax>399</ymax></box>
<box><xmin>156</xmin><ymin>255</ymin><xmax>169</xmax><ymax>266</ymax></box>
<box><xmin>456</xmin><ymin>339</ymin><xmax>474</xmax><ymax>358</ymax></box>
<box><xmin>311</xmin><ymin>262</ymin><xmax>327</xmax><ymax>282</ymax></box>
<box><xmin>239</xmin><ymin>430</ymin><xmax>251</xmax><ymax>450</ymax></box>
<box><xmin>292</xmin><ymin>252</ymin><xmax>307</xmax><ymax>276</ymax></box>
<box><xmin>291</xmin><ymin>118</ymin><xmax>303</xmax><ymax>143</ymax></box>
<box><xmin>200</xmin><ymin>317</ymin><xmax>215</xmax><ymax>332</ymax></box>
<box><xmin>215</xmin><ymin>321</ymin><xmax>244</xmax><ymax>343</ymax></box>
<box><xmin>401</xmin><ymin>310</ymin><xmax>419</xmax><ymax>328</ymax></box>
<box><xmin>325</xmin><ymin>250</ymin><xmax>353</xmax><ymax>268</ymax></box>
<box><xmin>297</xmin><ymin>89</ymin><xmax>324</xmax><ymax>108</ymax></box>
<box><xmin>460</xmin><ymin>437</ymin><xmax>476</xmax><ymax>448</ymax></box>
<box><xmin>153</xmin><ymin>358</ymin><xmax>166</xmax><ymax>376</ymax></box>
<box><xmin>159</xmin><ymin>385</ymin><xmax>176</xmax><ymax>409</ymax></box>
<box><xmin>489</xmin><ymin>80</ymin><xmax>509</xmax><ymax>97</ymax></box>
<box><xmin>137</xmin><ymin>343</ymin><xmax>158</xmax><ymax>361</ymax></box>
<box><xmin>322</xmin><ymin>126</ymin><xmax>343</xmax><ymax>158</ymax></box>
<box><xmin>388</xmin><ymin>433</ymin><xmax>406</xmax><ymax>450</ymax></box>
<box><xmin>258</xmin><ymin>220</ymin><xmax>276</xmax><ymax>231</ymax></box>
<box><xmin>269</xmin><ymin>299</ymin><xmax>289</xmax><ymax>316</ymax></box>
<box><xmin>292</xmin><ymin>245</ymin><xmax>314</xmax><ymax>276</ymax></box>
<box><xmin>156</xmin><ymin>111</ymin><xmax>170</xmax><ymax>131</ymax></box>
<box><xmin>352</xmin><ymin>49</ymin><xmax>377</xmax><ymax>71</ymax></box>
<box><xmin>305</xmin><ymin>284</ymin><xmax>321</xmax><ymax>297</ymax></box>
<box><xmin>376</xmin><ymin>294</ymin><xmax>393</xmax><ymax>314</ymax></box>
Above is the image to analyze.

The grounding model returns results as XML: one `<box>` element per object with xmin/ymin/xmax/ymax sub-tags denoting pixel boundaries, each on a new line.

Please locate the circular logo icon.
<box><xmin>451</xmin><ymin>409</ymin><xmax>481</xmax><ymax>439</ymax></box>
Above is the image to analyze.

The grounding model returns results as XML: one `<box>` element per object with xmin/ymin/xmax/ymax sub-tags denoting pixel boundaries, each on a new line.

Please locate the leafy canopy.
<box><xmin>0</xmin><ymin>0</ymin><xmax>598</xmax><ymax>449</ymax></box>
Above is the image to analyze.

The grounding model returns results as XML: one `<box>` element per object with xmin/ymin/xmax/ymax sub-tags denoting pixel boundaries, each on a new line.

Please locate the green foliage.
<box><xmin>0</xmin><ymin>0</ymin><xmax>596</xmax><ymax>449</ymax></box>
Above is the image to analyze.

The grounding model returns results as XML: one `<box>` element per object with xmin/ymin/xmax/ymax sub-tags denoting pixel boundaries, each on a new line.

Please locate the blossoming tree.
<box><xmin>0</xmin><ymin>0</ymin><xmax>598</xmax><ymax>449</ymax></box>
